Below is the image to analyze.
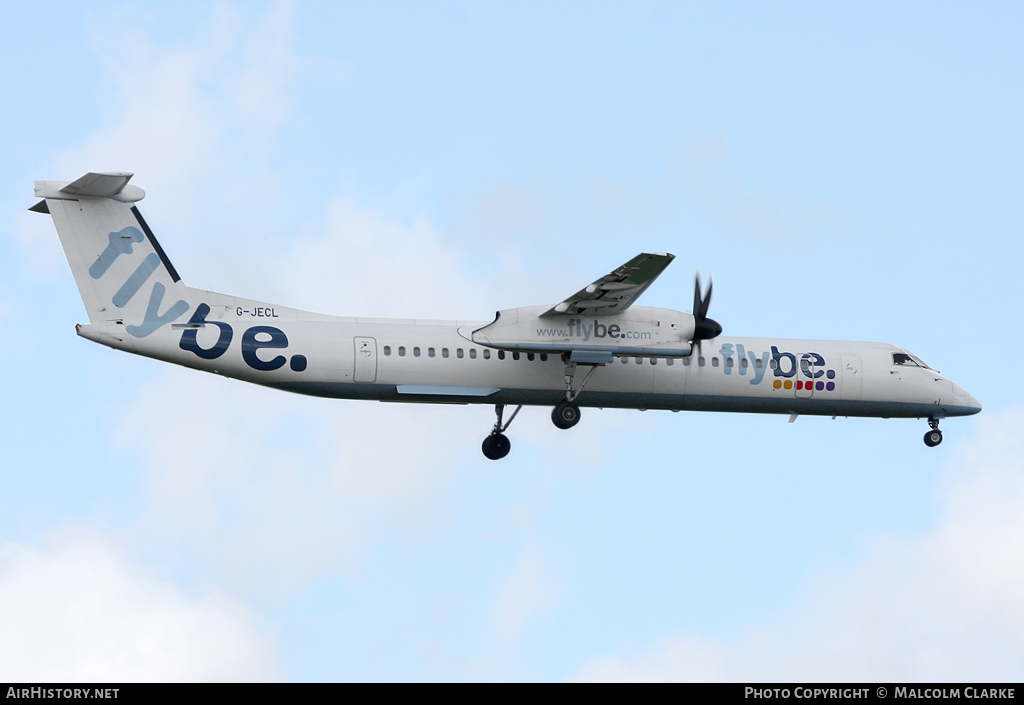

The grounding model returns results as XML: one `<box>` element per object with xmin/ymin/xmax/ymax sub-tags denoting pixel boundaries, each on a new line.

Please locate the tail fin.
<box><xmin>32</xmin><ymin>173</ymin><xmax>192</xmax><ymax>337</ymax></box>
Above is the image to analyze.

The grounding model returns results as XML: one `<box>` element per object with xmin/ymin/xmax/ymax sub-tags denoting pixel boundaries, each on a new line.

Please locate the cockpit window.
<box><xmin>893</xmin><ymin>352</ymin><xmax>931</xmax><ymax>369</ymax></box>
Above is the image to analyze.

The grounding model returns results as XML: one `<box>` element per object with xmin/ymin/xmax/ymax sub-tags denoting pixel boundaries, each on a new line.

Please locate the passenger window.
<box><xmin>620</xmin><ymin>357</ymin><xmax>628</xmax><ymax>365</ymax></box>
<box><xmin>635</xmin><ymin>357</ymin><xmax>642</xmax><ymax>365</ymax></box>
<box><xmin>650</xmin><ymin>358</ymin><xmax>657</xmax><ymax>365</ymax></box>
<box><xmin>540</xmin><ymin>353</ymin><xmax>548</xmax><ymax>362</ymax></box>
<box><xmin>527</xmin><ymin>353</ymin><xmax>535</xmax><ymax>361</ymax></box>
<box><xmin>740</xmin><ymin>358</ymin><xmax>748</xmax><ymax>368</ymax></box>
<box><xmin>512</xmin><ymin>351</ymin><xmax>520</xmax><ymax>361</ymax></box>
<box><xmin>469</xmin><ymin>348</ymin><xmax>476</xmax><ymax>359</ymax></box>
<box><xmin>398</xmin><ymin>346</ymin><xmax>406</xmax><ymax>357</ymax></box>
<box><xmin>698</xmin><ymin>356</ymin><xmax>706</xmax><ymax>367</ymax></box>
<box><xmin>770</xmin><ymin>359</ymin><xmax>778</xmax><ymax>369</ymax></box>
<box><xmin>683</xmin><ymin>357</ymin><xmax>691</xmax><ymax>366</ymax></box>
<box><xmin>483</xmin><ymin>349</ymin><xmax>491</xmax><ymax>359</ymax></box>
<box><xmin>755</xmin><ymin>358</ymin><xmax>763</xmax><ymax>369</ymax></box>
<box><xmin>442</xmin><ymin>348</ymin><xmax>449</xmax><ymax>358</ymax></box>
<box><xmin>428</xmin><ymin>347</ymin><xmax>436</xmax><ymax>358</ymax></box>
<box><xmin>383</xmin><ymin>345</ymin><xmax>391</xmax><ymax>356</ymax></box>
<box><xmin>712</xmin><ymin>357</ymin><xmax>719</xmax><ymax>367</ymax></box>
<box><xmin>498</xmin><ymin>350</ymin><xmax>505</xmax><ymax>360</ymax></box>
<box><xmin>457</xmin><ymin>348</ymin><xmax>464</xmax><ymax>359</ymax></box>
<box><xmin>726</xmin><ymin>357</ymin><xmax>734</xmax><ymax>367</ymax></box>
<box><xmin>667</xmin><ymin>358</ymin><xmax>674</xmax><ymax>366</ymax></box>
<box><xmin>414</xmin><ymin>347</ymin><xmax>421</xmax><ymax>357</ymax></box>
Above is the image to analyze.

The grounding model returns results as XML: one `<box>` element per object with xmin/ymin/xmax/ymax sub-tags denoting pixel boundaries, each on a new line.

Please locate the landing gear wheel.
<box><xmin>924</xmin><ymin>429</ymin><xmax>943</xmax><ymax>447</ymax></box>
<box><xmin>552</xmin><ymin>401</ymin><xmax>581</xmax><ymax>430</ymax></box>
<box><xmin>482</xmin><ymin>433</ymin><xmax>511</xmax><ymax>460</ymax></box>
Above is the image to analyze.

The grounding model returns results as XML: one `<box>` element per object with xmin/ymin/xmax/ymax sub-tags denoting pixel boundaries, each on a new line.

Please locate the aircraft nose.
<box><xmin>949</xmin><ymin>381</ymin><xmax>982</xmax><ymax>416</ymax></box>
<box><xmin>967</xmin><ymin>392</ymin><xmax>983</xmax><ymax>415</ymax></box>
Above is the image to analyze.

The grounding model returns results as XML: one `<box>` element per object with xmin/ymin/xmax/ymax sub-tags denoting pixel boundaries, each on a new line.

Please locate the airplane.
<box><xmin>31</xmin><ymin>172</ymin><xmax>982</xmax><ymax>460</ymax></box>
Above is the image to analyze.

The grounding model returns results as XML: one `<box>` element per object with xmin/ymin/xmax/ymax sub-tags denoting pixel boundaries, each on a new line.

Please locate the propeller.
<box><xmin>691</xmin><ymin>269</ymin><xmax>722</xmax><ymax>356</ymax></box>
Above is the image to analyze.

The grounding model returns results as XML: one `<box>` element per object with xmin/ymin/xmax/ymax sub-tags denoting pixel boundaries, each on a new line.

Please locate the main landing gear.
<box><xmin>552</xmin><ymin>401</ymin><xmax>580</xmax><ymax>429</ymax></box>
<box><xmin>482</xmin><ymin>403</ymin><xmax>522</xmax><ymax>460</ymax></box>
<box><xmin>480</xmin><ymin>358</ymin><xmax>604</xmax><ymax>459</ymax></box>
<box><xmin>552</xmin><ymin>358</ymin><xmax>599</xmax><ymax>430</ymax></box>
<box><xmin>924</xmin><ymin>418</ymin><xmax>943</xmax><ymax>447</ymax></box>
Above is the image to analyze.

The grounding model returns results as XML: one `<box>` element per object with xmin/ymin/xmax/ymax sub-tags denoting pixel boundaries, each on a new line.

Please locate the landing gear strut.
<box><xmin>482</xmin><ymin>403</ymin><xmax>521</xmax><ymax>460</ymax></box>
<box><xmin>924</xmin><ymin>418</ymin><xmax>943</xmax><ymax>447</ymax></box>
<box><xmin>552</xmin><ymin>357</ymin><xmax>600</xmax><ymax>430</ymax></box>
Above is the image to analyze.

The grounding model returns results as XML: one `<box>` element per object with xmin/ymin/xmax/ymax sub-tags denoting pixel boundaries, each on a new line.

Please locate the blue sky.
<box><xmin>2</xmin><ymin>1</ymin><xmax>1023</xmax><ymax>681</ymax></box>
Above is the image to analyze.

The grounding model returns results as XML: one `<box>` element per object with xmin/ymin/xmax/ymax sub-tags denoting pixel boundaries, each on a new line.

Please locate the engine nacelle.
<box><xmin>471</xmin><ymin>305</ymin><xmax>694</xmax><ymax>359</ymax></box>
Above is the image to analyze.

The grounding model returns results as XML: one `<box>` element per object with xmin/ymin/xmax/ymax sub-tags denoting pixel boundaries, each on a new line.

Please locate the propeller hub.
<box><xmin>694</xmin><ymin>317</ymin><xmax>722</xmax><ymax>341</ymax></box>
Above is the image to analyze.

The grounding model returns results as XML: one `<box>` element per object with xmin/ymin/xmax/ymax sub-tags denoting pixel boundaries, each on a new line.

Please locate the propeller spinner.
<box><xmin>692</xmin><ymin>270</ymin><xmax>722</xmax><ymax>355</ymax></box>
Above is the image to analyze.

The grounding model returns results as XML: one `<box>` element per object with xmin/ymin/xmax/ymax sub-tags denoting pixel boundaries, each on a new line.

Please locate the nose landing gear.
<box><xmin>924</xmin><ymin>418</ymin><xmax>943</xmax><ymax>447</ymax></box>
<box><xmin>482</xmin><ymin>403</ymin><xmax>521</xmax><ymax>460</ymax></box>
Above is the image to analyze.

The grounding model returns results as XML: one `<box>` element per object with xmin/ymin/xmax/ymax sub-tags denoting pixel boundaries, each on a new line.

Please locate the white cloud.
<box><xmin>15</xmin><ymin>4</ymin><xmax>301</xmax><ymax>289</ymax></box>
<box><xmin>0</xmin><ymin>530</ymin><xmax>279</xmax><ymax>682</ymax></box>
<box><xmin>118</xmin><ymin>367</ymin><xmax>479</xmax><ymax>594</ymax></box>
<box><xmin>63</xmin><ymin>14</ymin><xmax>228</xmax><ymax>188</ymax></box>
<box><xmin>574</xmin><ymin>636</ymin><xmax>729</xmax><ymax>683</ymax></box>
<box><xmin>49</xmin><ymin>3</ymin><xmax>300</xmax><ymax>251</ymax></box>
<box><xmin>283</xmin><ymin>197</ymin><xmax>485</xmax><ymax>320</ymax></box>
<box><xmin>676</xmin><ymin>133</ymin><xmax>854</xmax><ymax>244</ymax></box>
<box><xmin>573</xmin><ymin>408</ymin><xmax>1024</xmax><ymax>682</ymax></box>
<box><xmin>12</xmin><ymin>207</ymin><xmax>70</xmax><ymax>281</ymax></box>
<box><xmin>494</xmin><ymin>547</ymin><xmax>559</xmax><ymax>637</ymax></box>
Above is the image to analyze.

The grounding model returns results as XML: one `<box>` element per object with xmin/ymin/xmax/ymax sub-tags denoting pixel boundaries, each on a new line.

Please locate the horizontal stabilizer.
<box><xmin>35</xmin><ymin>172</ymin><xmax>145</xmax><ymax>203</ymax></box>
<box><xmin>61</xmin><ymin>172</ymin><xmax>133</xmax><ymax>197</ymax></box>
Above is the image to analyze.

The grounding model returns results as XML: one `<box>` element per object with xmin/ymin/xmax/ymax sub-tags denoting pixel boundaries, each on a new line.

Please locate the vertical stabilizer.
<box><xmin>33</xmin><ymin>173</ymin><xmax>192</xmax><ymax>338</ymax></box>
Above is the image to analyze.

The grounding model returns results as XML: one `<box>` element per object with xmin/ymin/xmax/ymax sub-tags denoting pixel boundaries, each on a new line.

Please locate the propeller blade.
<box><xmin>691</xmin><ymin>269</ymin><xmax>722</xmax><ymax>345</ymax></box>
<box><xmin>700</xmin><ymin>275</ymin><xmax>713</xmax><ymax>319</ymax></box>
<box><xmin>693</xmin><ymin>269</ymin><xmax>703</xmax><ymax>320</ymax></box>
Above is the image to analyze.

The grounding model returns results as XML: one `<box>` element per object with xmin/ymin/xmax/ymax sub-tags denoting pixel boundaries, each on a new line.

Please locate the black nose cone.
<box><xmin>694</xmin><ymin>317</ymin><xmax>722</xmax><ymax>341</ymax></box>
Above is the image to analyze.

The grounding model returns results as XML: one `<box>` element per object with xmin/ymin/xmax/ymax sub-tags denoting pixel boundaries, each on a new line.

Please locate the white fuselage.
<box><xmin>78</xmin><ymin>290</ymin><xmax>982</xmax><ymax>421</ymax></box>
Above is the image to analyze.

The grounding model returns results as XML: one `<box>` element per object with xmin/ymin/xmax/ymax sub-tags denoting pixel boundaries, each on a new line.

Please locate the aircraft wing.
<box><xmin>542</xmin><ymin>252</ymin><xmax>675</xmax><ymax>317</ymax></box>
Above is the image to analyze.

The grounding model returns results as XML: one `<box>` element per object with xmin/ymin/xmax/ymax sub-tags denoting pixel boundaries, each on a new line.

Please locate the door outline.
<box><xmin>353</xmin><ymin>336</ymin><xmax>377</xmax><ymax>383</ymax></box>
<box><xmin>840</xmin><ymin>354</ymin><xmax>862</xmax><ymax>400</ymax></box>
